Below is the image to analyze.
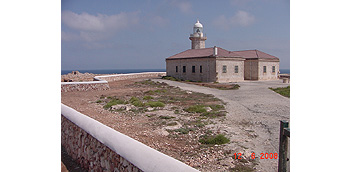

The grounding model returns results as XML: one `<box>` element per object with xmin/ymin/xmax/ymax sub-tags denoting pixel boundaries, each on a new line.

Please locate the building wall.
<box><xmin>244</xmin><ymin>60</ymin><xmax>259</xmax><ymax>80</ymax></box>
<box><xmin>215</xmin><ymin>58</ymin><xmax>245</xmax><ymax>83</ymax></box>
<box><xmin>166</xmin><ymin>58</ymin><xmax>216</xmax><ymax>82</ymax></box>
<box><xmin>258</xmin><ymin>60</ymin><xmax>280</xmax><ymax>80</ymax></box>
<box><xmin>166</xmin><ymin>58</ymin><xmax>279</xmax><ymax>82</ymax></box>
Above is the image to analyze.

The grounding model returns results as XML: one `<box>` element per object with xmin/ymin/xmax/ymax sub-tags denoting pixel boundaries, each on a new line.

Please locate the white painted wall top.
<box><xmin>61</xmin><ymin>104</ymin><xmax>199</xmax><ymax>172</ymax></box>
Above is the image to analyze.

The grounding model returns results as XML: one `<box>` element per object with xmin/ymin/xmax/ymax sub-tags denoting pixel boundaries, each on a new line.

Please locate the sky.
<box><xmin>61</xmin><ymin>0</ymin><xmax>290</xmax><ymax>70</ymax></box>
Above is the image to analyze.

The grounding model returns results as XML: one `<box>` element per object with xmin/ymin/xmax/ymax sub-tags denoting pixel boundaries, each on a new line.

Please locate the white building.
<box><xmin>166</xmin><ymin>20</ymin><xmax>280</xmax><ymax>83</ymax></box>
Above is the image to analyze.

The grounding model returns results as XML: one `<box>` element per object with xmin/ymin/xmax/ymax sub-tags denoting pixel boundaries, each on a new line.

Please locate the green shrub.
<box><xmin>209</xmin><ymin>104</ymin><xmax>225</xmax><ymax>111</ymax></box>
<box><xmin>130</xmin><ymin>97</ymin><xmax>139</xmax><ymax>103</ymax></box>
<box><xmin>159</xmin><ymin>115</ymin><xmax>175</xmax><ymax>119</ymax></box>
<box><xmin>129</xmin><ymin>97</ymin><xmax>144</xmax><ymax>107</ymax></box>
<box><xmin>146</xmin><ymin>101</ymin><xmax>165</xmax><ymax>107</ymax></box>
<box><xmin>162</xmin><ymin>76</ymin><xmax>178</xmax><ymax>81</ymax></box>
<box><xmin>232</xmin><ymin>84</ymin><xmax>240</xmax><ymax>90</ymax></box>
<box><xmin>199</xmin><ymin>134</ymin><xmax>230</xmax><ymax>145</ymax></box>
<box><xmin>143</xmin><ymin>95</ymin><xmax>154</xmax><ymax>100</ymax></box>
<box><xmin>103</xmin><ymin>99</ymin><xmax>125</xmax><ymax>109</ymax></box>
<box><xmin>174</xmin><ymin>128</ymin><xmax>195</xmax><ymax>134</ymax></box>
<box><xmin>184</xmin><ymin>105</ymin><xmax>207</xmax><ymax>113</ymax></box>
<box><xmin>154</xmin><ymin>89</ymin><xmax>167</xmax><ymax>94</ymax></box>
<box><xmin>201</xmin><ymin>111</ymin><xmax>226</xmax><ymax>118</ymax></box>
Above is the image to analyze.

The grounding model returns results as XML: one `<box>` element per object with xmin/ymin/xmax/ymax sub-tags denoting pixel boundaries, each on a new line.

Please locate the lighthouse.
<box><xmin>189</xmin><ymin>19</ymin><xmax>207</xmax><ymax>49</ymax></box>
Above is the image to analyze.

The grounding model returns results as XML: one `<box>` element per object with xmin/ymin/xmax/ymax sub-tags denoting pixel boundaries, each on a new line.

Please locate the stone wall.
<box><xmin>166</xmin><ymin>58</ymin><xmax>217</xmax><ymax>82</ymax></box>
<box><xmin>94</xmin><ymin>72</ymin><xmax>166</xmax><ymax>82</ymax></box>
<box><xmin>61</xmin><ymin>72</ymin><xmax>166</xmax><ymax>92</ymax></box>
<box><xmin>61</xmin><ymin>81</ymin><xmax>109</xmax><ymax>92</ymax></box>
<box><xmin>258</xmin><ymin>60</ymin><xmax>280</xmax><ymax>80</ymax></box>
<box><xmin>215</xmin><ymin>58</ymin><xmax>245</xmax><ymax>83</ymax></box>
<box><xmin>61</xmin><ymin>104</ymin><xmax>199</xmax><ymax>172</ymax></box>
<box><xmin>62</xmin><ymin>116</ymin><xmax>141</xmax><ymax>172</ymax></box>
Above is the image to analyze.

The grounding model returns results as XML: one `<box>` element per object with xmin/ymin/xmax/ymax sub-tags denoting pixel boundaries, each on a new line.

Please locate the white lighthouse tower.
<box><xmin>189</xmin><ymin>19</ymin><xmax>207</xmax><ymax>49</ymax></box>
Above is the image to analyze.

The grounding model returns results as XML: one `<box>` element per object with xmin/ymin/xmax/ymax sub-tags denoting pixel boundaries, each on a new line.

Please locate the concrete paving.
<box><xmin>153</xmin><ymin>79</ymin><xmax>290</xmax><ymax>172</ymax></box>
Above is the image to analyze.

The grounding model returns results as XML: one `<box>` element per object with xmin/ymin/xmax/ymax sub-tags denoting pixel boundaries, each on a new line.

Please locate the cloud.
<box><xmin>213</xmin><ymin>10</ymin><xmax>255</xmax><ymax>29</ymax></box>
<box><xmin>230</xmin><ymin>0</ymin><xmax>251</xmax><ymax>6</ymax></box>
<box><xmin>61</xmin><ymin>11</ymin><xmax>139</xmax><ymax>42</ymax></box>
<box><xmin>171</xmin><ymin>1</ymin><xmax>192</xmax><ymax>14</ymax></box>
<box><xmin>149</xmin><ymin>15</ymin><xmax>169</xmax><ymax>26</ymax></box>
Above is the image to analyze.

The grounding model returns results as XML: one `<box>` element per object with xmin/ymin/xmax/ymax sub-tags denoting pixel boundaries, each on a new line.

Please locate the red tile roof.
<box><xmin>229</xmin><ymin>49</ymin><xmax>279</xmax><ymax>59</ymax></box>
<box><xmin>166</xmin><ymin>47</ymin><xmax>279</xmax><ymax>60</ymax></box>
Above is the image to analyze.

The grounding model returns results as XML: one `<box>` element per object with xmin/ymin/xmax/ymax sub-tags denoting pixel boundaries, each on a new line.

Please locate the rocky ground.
<box><xmin>61</xmin><ymin>74</ymin><xmax>290</xmax><ymax>171</ymax></box>
<box><xmin>61</xmin><ymin>71</ymin><xmax>105</xmax><ymax>82</ymax></box>
<box><xmin>154</xmin><ymin>79</ymin><xmax>290</xmax><ymax>172</ymax></box>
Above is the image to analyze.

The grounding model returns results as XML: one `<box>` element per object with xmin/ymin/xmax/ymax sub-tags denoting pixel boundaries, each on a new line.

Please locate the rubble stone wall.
<box><xmin>61</xmin><ymin>81</ymin><xmax>109</xmax><ymax>92</ymax></box>
<box><xmin>61</xmin><ymin>104</ymin><xmax>199</xmax><ymax>172</ymax></box>
<box><xmin>62</xmin><ymin>116</ymin><xmax>142</xmax><ymax>172</ymax></box>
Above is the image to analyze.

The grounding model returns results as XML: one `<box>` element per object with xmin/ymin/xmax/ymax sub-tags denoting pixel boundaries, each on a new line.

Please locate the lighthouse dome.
<box><xmin>193</xmin><ymin>19</ymin><xmax>203</xmax><ymax>34</ymax></box>
<box><xmin>194</xmin><ymin>19</ymin><xmax>203</xmax><ymax>28</ymax></box>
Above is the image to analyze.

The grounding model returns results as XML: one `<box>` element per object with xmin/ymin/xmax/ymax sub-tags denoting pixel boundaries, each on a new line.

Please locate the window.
<box><xmin>183</xmin><ymin>66</ymin><xmax>186</xmax><ymax>73</ymax></box>
<box><xmin>263</xmin><ymin>66</ymin><xmax>267</xmax><ymax>73</ymax></box>
<box><xmin>200</xmin><ymin>65</ymin><xmax>203</xmax><ymax>73</ymax></box>
<box><xmin>222</xmin><ymin>65</ymin><xmax>227</xmax><ymax>73</ymax></box>
<box><xmin>176</xmin><ymin>66</ymin><xmax>178</xmax><ymax>73</ymax></box>
<box><xmin>192</xmin><ymin>66</ymin><xmax>195</xmax><ymax>73</ymax></box>
<box><xmin>234</xmin><ymin>65</ymin><xmax>238</xmax><ymax>73</ymax></box>
<box><xmin>272</xmin><ymin>66</ymin><xmax>275</xmax><ymax>73</ymax></box>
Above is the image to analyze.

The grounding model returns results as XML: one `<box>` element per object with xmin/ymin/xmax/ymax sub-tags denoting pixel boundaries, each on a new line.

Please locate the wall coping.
<box><xmin>61</xmin><ymin>103</ymin><xmax>199</xmax><ymax>172</ymax></box>
<box><xmin>61</xmin><ymin>80</ymin><xmax>108</xmax><ymax>85</ymax></box>
<box><xmin>94</xmin><ymin>72</ymin><xmax>166</xmax><ymax>78</ymax></box>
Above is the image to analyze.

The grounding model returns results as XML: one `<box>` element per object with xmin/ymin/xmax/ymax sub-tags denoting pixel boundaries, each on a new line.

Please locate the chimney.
<box><xmin>213</xmin><ymin>46</ymin><xmax>218</xmax><ymax>56</ymax></box>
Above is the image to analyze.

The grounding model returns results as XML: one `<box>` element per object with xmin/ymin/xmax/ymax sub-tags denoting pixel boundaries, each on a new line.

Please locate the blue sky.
<box><xmin>61</xmin><ymin>0</ymin><xmax>290</xmax><ymax>70</ymax></box>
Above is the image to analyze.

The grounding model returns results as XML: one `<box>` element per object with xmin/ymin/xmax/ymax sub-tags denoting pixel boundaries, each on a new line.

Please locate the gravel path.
<box><xmin>153</xmin><ymin>79</ymin><xmax>290</xmax><ymax>172</ymax></box>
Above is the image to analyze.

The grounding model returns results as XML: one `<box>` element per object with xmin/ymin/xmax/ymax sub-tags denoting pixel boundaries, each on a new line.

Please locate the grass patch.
<box><xmin>269</xmin><ymin>86</ymin><xmax>290</xmax><ymax>98</ymax></box>
<box><xmin>143</xmin><ymin>95</ymin><xmax>154</xmax><ymax>100</ymax></box>
<box><xmin>103</xmin><ymin>99</ymin><xmax>125</xmax><ymax>109</ymax></box>
<box><xmin>209</xmin><ymin>104</ymin><xmax>225</xmax><ymax>111</ymax></box>
<box><xmin>199</xmin><ymin>134</ymin><xmax>230</xmax><ymax>145</ymax></box>
<box><xmin>162</xmin><ymin>76</ymin><xmax>180</xmax><ymax>81</ymax></box>
<box><xmin>217</xmin><ymin>84</ymin><xmax>240</xmax><ymax>90</ymax></box>
<box><xmin>174</xmin><ymin>127</ymin><xmax>195</xmax><ymax>134</ymax></box>
<box><xmin>129</xmin><ymin>97</ymin><xmax>144</xmax><ymax>107</ymax></box>
<box><xmin>159</xmin><ymin>115</ymin><xmax>175</xmax><ymax>119</ymax></box>
<box><xmin>184</xmin><ymin>105</ymin><xmax>207</xmax><ymax>113</ymax></box>
<box><xmin>201</xmin><ymin>111</ymin><xmax>226</xmax><ymax>118</ymax></box>
<box><xmin>145</xmin><ymin>101</ymin><xmax>165</xmax><ymax>108</ymax></box>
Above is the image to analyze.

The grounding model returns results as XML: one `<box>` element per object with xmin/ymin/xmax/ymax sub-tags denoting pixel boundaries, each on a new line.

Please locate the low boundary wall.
<box><xmin>61</xmin><ymin>104</ymin><xmax>199</xmax><ymax>172</ymax></box>
<box><xmin>61</xmin><ymin>72</ymin><xmax>166</xmax><ymax>92</ymax></box>
<box><xmin>94</xmin><ymin>72</ymin><xmax>166</xmax><ymax>82</ymax></box>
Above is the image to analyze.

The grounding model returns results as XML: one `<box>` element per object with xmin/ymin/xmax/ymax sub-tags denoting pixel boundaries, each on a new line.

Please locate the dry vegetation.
<box><xmin>61</xmin><ymin>78</ymin><xmax>257</xmax><ymax>171</ymax></box>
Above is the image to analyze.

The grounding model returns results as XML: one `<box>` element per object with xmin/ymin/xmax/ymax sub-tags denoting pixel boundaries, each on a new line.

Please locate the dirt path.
<box><xmin>153</xmin><ymin>79</ymin><xmax>290</xmax><ymax>172</ymax></box>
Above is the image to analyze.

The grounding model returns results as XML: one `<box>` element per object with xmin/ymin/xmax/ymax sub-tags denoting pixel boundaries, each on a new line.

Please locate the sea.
<box><xmin>61</xmin><ymin>69</ymin><xmax>166</xmax><ymax>75</ymax></box>
<box><xmin>280</xmin><ymin>69</ymin><xmax>290</xmax><ymax>74</ymax></box>
<box><xmin>61</xmin><ymin>68</ymin><xmax>290</xmax><ymax>75</ymax></box>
